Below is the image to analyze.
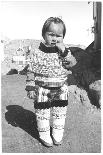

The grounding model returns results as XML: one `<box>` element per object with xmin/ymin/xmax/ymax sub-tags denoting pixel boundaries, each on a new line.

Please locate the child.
<box><xmin>25</xmin><ymin>17</ymin><xmax>77</xmax><ymax>147</ymax></box>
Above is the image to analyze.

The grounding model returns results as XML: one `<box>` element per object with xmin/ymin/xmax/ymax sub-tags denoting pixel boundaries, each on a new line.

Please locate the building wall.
<box><xmin>93</xmin><ymin>2</ymin><xmax>101</xmax><ymax>50</ymax></box>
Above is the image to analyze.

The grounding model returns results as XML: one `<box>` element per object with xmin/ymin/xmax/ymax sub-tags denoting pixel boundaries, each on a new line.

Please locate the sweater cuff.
<box><xmin>25</xmin><ymin>85</ymin><xmax>35</xmax><ymax>91</ymax></box>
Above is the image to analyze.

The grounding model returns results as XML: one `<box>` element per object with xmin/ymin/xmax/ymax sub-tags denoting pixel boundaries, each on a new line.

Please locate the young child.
<box><xmin>26</xmin><ymin>17</ymin><xmax>77</xmax><ymax>147</ymax></box>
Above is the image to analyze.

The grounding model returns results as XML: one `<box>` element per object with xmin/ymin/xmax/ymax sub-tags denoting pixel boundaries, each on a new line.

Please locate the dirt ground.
<box><xmin>1</xmin><ymin>74</ymin><xmax>101</xmax><ymax>153</ymax></box>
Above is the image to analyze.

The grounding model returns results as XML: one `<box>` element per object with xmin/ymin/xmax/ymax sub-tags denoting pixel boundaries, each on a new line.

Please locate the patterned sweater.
<box><xmin>26</xmin><ymin>42</ymin><xmax>76</xmax><ymax>90</ymax></box>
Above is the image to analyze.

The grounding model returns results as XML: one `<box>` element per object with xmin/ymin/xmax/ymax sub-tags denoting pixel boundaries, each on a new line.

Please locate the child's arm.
<box><xmin>26</xmin><ymin>72</ymin><xmax>36</xmax><ymax>99</ymax></box>
<box><xmin>25</xmin><ymin>54</ymin><xmax>36</xmax><ymax>99</ymax></box>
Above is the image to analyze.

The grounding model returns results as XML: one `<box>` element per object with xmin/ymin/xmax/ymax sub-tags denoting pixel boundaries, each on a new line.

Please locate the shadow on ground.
<box><xmin>5</xmin><ymin>105</ymin><xmax>39</xmax><ymax>140</ymax></box>
<box><xmin>5</xmin><ymin>105</ymin><xmax>54</xmax><ymax>147</ymax></box>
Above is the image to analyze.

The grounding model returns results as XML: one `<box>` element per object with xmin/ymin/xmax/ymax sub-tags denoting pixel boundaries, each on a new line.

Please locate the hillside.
<box><xmin>4</xmin><ymin>39</ymin><xmax>41</xmax><ymax>55</ymax></box>
<box><xmin>1</xmin><ymin>39</ymin><xmax>41</xmax><ymax>75</ymax></box>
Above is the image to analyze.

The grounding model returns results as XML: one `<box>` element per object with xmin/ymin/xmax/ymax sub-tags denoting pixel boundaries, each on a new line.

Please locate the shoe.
<box><xmin>52</xmin><ymin>128</ymin><xmax>64</xmax><ymax>145</ymax></box>
<box><xmin>52</xmin><ymin>136</ymin><xmax>62</xmax><ymax>145</ymax></box>
<box><xmin>39</xmin><ymin>129</ymin><xmax>53</xmax><ymax>147</ymax></box>
<box><xmin>40</xmin><ymin>137</ymin><xmax>53</xmax><ymax>147</ymax></box>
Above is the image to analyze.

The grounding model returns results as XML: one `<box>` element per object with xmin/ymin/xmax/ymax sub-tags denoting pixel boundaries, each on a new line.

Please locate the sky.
<box><xmin>0</xmin><ymin>1</ymin><xmax>94</xmax><ymax>47</ymax></box>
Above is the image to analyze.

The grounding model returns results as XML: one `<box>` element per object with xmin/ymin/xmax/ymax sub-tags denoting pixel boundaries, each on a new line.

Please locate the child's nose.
<box><xmin>52</xmin><ymin>36</ymin><xmax>57</xmax><ymax>42</ymax></box>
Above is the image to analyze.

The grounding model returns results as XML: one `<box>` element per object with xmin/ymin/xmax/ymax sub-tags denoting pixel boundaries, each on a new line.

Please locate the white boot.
<box><xmin>52</xmin><ymin>105</ymin><xmax>67</xmax><ymax>145</ymax></box>
<box><xmin>35</xmin><ymin>108</ymin><xmax>53</xmax><ymax>147</ymax></box>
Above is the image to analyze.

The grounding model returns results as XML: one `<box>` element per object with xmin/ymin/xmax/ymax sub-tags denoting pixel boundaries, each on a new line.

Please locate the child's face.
<box><xmin>44</xmin><ymin>22</ymin><xmax>64</xmax><ymax>47</ymax></box>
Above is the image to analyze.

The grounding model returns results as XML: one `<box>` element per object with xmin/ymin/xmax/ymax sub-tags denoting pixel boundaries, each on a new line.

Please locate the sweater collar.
<box><xmin>39</xmin><ymin>42</ymin><xmax>58</xmax><ymax>53</ymax></box>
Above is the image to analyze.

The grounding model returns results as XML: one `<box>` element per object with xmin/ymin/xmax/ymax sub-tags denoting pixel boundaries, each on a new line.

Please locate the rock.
<box><xmin>68</xmin><ymin>85</ymin><xmax>91</xmax><ymax>108</ymax></box>
<box><xmin>7</xmin><ymin>69</ymin><xmax>18</xmax><ymax>75</ymax></box>
<box><xmin>89</xmin><ymin>80</ymin><xmax>101</xmax><ymax>108</ymax></box>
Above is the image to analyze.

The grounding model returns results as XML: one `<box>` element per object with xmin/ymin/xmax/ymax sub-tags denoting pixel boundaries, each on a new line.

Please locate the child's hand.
<box><xmin>56</xmin><ymin>43</ymin><xmax>65</xmax><ymax>54</ymax></box>
<box><xmin>62</xmin><ymin>56</ymin><xmax>77</xmax><ymax>69</ymax></box>
<box><xmin>27</xmin><ymin>91</ymin><xmax>35</xmax><ymax>99</ymax></box>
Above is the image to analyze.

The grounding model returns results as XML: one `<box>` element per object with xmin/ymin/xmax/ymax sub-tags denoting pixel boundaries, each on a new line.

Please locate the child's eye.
<box><xmin>49</xmin><ymin>33</ymin><xmax>55</xmax><ymax>37</ymax></box>
<box><xmin>56</xmin><ymin>35</ymin><xmax>62</xmax><ymax>38</ymax></box>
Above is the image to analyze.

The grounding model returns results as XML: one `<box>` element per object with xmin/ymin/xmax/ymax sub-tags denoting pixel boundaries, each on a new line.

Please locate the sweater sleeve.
<box><xmin>25</xmin><ymin>54</ymin><xmax>35</xmax><ymax>91</ymax></box>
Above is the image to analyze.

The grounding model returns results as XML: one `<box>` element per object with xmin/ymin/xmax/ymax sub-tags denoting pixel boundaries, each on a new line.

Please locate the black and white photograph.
<box><xmin>0</xmin><ymin>0</ymin><xmax>101</xmax><ymax>153</ymax></box>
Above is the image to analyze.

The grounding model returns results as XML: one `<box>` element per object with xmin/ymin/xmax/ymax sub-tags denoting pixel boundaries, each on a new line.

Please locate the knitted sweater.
<box><xmin>26</xmin><ymin>42</ymin><xmax>76</xmax><ymax>90</ymax></box>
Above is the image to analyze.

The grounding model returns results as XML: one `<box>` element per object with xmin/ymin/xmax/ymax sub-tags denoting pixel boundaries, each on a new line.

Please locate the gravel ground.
<box><xmin>1</xmin><ymin>75</ymin><xmax>101</xmax><ymax>153</ymax></box>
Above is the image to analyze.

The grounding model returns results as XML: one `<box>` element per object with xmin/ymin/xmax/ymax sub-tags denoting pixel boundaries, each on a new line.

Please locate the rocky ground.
<box><xmin>1</xmin><ymin>74</ymin><xmax>101</xmax><ymax>153</ymax></box>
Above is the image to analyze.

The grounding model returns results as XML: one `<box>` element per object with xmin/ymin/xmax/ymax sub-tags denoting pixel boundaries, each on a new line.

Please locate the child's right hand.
<box><xmin>27</xmin><ymin>91</ymin><xmax>35</xmax><ymax>99</ymax></box>
<box><xmin>56</xmin><ymin>43</ymin><xmax>66</xmax><ymax>55</ymax></box>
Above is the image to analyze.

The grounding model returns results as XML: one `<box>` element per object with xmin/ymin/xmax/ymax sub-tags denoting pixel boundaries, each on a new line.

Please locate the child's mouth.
<box><xmin>51</xmin><ymin>43</ymin><xmax>56</xmax><ymax>46</ymax></box>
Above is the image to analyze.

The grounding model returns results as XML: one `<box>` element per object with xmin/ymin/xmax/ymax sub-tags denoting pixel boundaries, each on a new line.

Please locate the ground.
<box><xmin>1</xmin><ymin>75</ymin><xmax>101</xmax><ymax>153</ymax></box>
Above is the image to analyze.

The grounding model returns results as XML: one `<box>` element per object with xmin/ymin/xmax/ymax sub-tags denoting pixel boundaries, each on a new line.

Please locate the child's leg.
<box><xmin>52</xmin><ymin>84</ymin><xmax>68</xmax><ymax>145</ymax></box>
<box><xmin>34</xmin><ymin>87</ymin><xmax>53</xmax><ymax>147</ymax></box>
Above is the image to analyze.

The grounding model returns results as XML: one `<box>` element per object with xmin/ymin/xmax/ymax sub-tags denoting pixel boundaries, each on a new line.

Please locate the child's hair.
<box><xmin>42</xmin><ymin>17</ymin><xmax>66</xmax><ymax>39</ymax></box>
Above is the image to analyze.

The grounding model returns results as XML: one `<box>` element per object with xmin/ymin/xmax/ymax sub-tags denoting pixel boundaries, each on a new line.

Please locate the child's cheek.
<box><xmin>58</xmin><ymin>38</ymin><xmax>63</xmax><ymax>43</ymax></box>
